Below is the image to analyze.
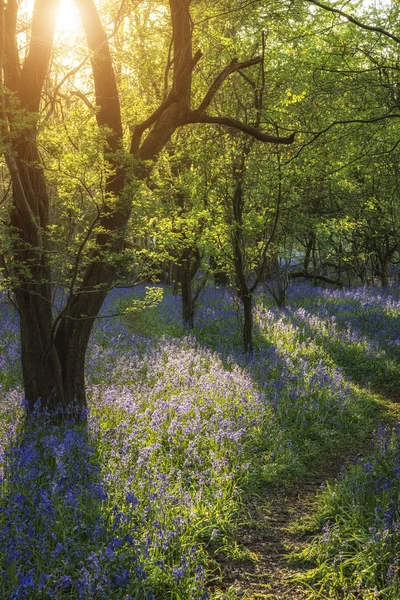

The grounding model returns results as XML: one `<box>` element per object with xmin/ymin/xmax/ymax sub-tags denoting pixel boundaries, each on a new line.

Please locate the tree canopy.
<box><xmin>0</xmin><ymin>0</ymin><xmax>399</xmax><ymax>414</ymax></box>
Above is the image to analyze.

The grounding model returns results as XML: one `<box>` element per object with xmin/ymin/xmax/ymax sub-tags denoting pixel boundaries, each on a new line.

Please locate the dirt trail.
<box><xmin>216</xmin><ymin>420</ymin><xmax>400</xmax><ymax>600</ymax></box>
<box><xmin>218</xmin><ymin>479</ymin><xmax>321</xmax><ymax>599</ymax></box>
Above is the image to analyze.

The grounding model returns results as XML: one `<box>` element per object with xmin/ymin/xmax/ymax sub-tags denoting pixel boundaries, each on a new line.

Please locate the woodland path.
<box><xmin>217</xmin><ymin>397</ymin><xmax>400</xmax><ymax>600</ymax></box>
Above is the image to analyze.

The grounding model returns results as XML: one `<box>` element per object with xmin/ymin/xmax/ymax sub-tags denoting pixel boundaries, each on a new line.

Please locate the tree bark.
<box><xmin>380</xmin><ymin>261</ymin><xmax>390</xmax><ymax>286</ymax></box>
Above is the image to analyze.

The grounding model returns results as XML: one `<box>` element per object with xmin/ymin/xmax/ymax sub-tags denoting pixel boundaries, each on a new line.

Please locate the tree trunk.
<box><xmin>17</xmin><ymin>300</ymin><xmax>88</xmax><ymax>419</ymax></box>
<box><xmin>17</xmin><ymin>284</ymin><xmax>109</xmax><ymax>419</ymax></box>
<box><xmin>376</xmin><ymin>242</ymin><xmax>398</xmax><ymax>287</ymax></box>
<box><xmin>273</xmin><ymin>255</ymin><xmax>286</xmax><ymax>308</ymax></box>
<box><xmin>172</xmin><ymin>263</ymin><xmax>181</xmax><ymax>295</ymax></box>
<box><xmin>180</xmin><ymin>247</ymin><xmax>203</xmax><ymax>329</ymax></box>
<box><xmin>210</xmin><ymin>256</ymin><xmax>229</xmax><ymax>286</ymax></box>
<box><xmin>18</xmin><ymin>290</ymin><xmax>63</xmax><ymax>413</ymax></box>
<box><xmin>380</xmin><ymin>257</ymin><xmax>390</xmax><ymax>287</ymax></box>
<box><xmin>303</xmin><ymin>234</ymin><xmax>314</xmax><ymax>272</ymax></box>
<box><xmin>181</xmin><ymin>262</ymin><xmax>194</xmax><ymax>329</ymax></box>
<box><xmin>231</xmin><ymin>180</ymin><xmax>254</xmax><ymax>354</ymax></box>
<box><xmin>242</xmin><ymin>293</ymin><xmax>253</xmax><ymax>354</ymax></box>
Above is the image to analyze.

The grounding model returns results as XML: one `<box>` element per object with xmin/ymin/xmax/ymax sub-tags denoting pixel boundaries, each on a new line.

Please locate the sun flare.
<box><xmin>56</xmin><ymin>0</ymin><xmax>81</xmax><ymax>36</ymax></box>
<box><xmin>23</xmin><ymin>0</ymin><xmax>81</xmax><ymax>37</ymax></box>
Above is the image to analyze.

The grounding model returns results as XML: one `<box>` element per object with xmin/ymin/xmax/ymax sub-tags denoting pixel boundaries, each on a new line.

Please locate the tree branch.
<box><xmin>4</xmin><ymin>0</ymin><xmax>20</xmax><ymax>92</ymax></box>
<box><xmin>186</xmin><ymin>112</ymin><xmax>296</xmax><ymax>144</ymax></box>
<box><xmin>196</xmin><ymin>56</ymin><xmax>261</xmax><ymax>114</ymax></box>
<box><xmin>130</xmin><ymin>91</ymin><xmax>178</xmax><ymax>155</ymax></box>
<box><xmin>69</xmin><ymin>90</ymin><xmax>96</xmax><ymax>111</ymax></box>
<box><xmin>288</xmin><ymin>111</ymin><xmax>400</xmax><ymax>161</ymax></box>
<box><xmin>45</xmin><ymin>56</ymin><xmax>93</xmax><ymax>121</ymax></box>
<box><xmin>306</xmin><ymin>0</ymin><xmax>400</xmax><ymax>45</ymax></box>
<box><xmin>289</xmin><ymin>270</ymin><xmax>344</xmax><ymax>286</ymax></box>
<box><xmin>74</xmin><ymin>0</ymin><xmax>123</xmax><ymax>147</ymax></box>
<box><xmin>19</xmin><ymin>0</ymin><xmax>60</xmax><ymax>112</ymax></box>
<box><xmin>130</xmin><ymin>49</ymin><xmax>202</xmax><ymax>155</ymax></box>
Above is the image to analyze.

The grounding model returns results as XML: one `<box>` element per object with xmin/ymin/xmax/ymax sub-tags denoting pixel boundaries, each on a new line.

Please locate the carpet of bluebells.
<box><xmin>0</xmin><ymin>282</ymin><xmax>399</xmax><ymax>598</ymax></box>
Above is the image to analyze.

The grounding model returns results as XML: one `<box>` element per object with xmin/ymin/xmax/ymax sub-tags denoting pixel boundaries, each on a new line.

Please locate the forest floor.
<box><xmin>217</xmin><ymin>393</ymin><xmax>400</xmax><ymax>600</ymax></box>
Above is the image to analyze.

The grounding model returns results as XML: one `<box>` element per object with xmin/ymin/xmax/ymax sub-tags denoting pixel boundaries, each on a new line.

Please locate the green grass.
<box><xmin>294</xmin><ymin>424</ymin><xmax>400</xmax><ymax>599</ymax></box>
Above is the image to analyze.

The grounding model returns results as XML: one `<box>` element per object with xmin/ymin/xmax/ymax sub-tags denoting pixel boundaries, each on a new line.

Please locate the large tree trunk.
<box><xmin>18</xmin><ymin>302</ymin><xmax>100</xmax><ymax>418</ymax></box>
<box><xmin>18</xmin><ymin>289</ymin><xmax>64</xmax><ymax>413</ymax></box>
<box><xmin>3</xmin><ymin>0</ymin><xmax>122</xmax><ymax>418</ymax></box>
<box><xmin>16</xmin><ymin>0</ymin><xmax>193</xmax><ymax>417</ymax></box>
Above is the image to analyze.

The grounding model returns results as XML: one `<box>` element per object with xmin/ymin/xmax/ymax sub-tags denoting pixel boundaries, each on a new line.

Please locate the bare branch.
<box><xmin>288</xmin><ymin>111</ymin><xmax>400</xmax><ymax>161</ymax></box>
<box><xmin>69</xmin><ymin>90</ymin><xmax>96</xmax><ymax>111</ymax></box>
<box><xmin>113</xmin><ymin>0</ymin><xmax>128</xmax><ymax>35</ymax></box>
<box><xmin>194</xmin><ymin>0</ymin><xmax>262</xmax><ymax>26</ymax></box>
<box><xmin>43</xmin><ymin>205</ymin><xmax>102</xmax><ymax>361</ymax></box>
<box><xmin>0</xmin><ymin>179</ymin><xmax>11</xmax><ymax>208</ymax></box>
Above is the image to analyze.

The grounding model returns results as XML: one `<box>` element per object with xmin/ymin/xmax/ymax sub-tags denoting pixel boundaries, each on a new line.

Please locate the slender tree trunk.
<box><xmin>173</xmin><ymin>263</ymin><xmax>181</xmax><ymax>295</ymax></box>
<box><xmin>376</xmin><ymin>242</ymin><xmax>398</xmax><ymax>287</ymax></box>
<box><xmin>242</xmin><ymin>293</ymin><xmax>253</xmax><ymax>354</ymax></box>
<box><xmin>303</xmin><ymin>234</ymin><xmax>314</xmax><ymax>272</ymax></box>
<box><xmin>231</xmin><ymin>180</ymin><xmax>254</xmax><ymax>354</ymax></box>
<box><xmin>181</xmin><ymin>262</ymin><xmax>194</xmax><ymax>329</ymax></box>
<box><xmin>180</xmin><ymin>247</ymin><xmax>203</xmax><ymax>329</ymax></box>
<box><xmin>274</xmin><ymin>255</ymin><xmax>286</xmax><ymax>308</ymax></box>
<box><xmin>380</xmin><ymin>257</ymin><xmax>390</xmax><ymax>287</ymax></box>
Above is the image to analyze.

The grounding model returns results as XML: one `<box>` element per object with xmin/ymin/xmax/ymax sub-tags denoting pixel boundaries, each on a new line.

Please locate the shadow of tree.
<box><xmin>168</xmin><ymin>290</ymin><xmax>381</xmax><ymax>489</ymax></box>
<box><xmin>285</xmin><ymin>305</ymin><xmax>400</xmax><ymax>399</ymax></box>
<box><xmin>0</xmin><ymin>413</ymin><xmax>138</xmax><ymax>599</ymax></box>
